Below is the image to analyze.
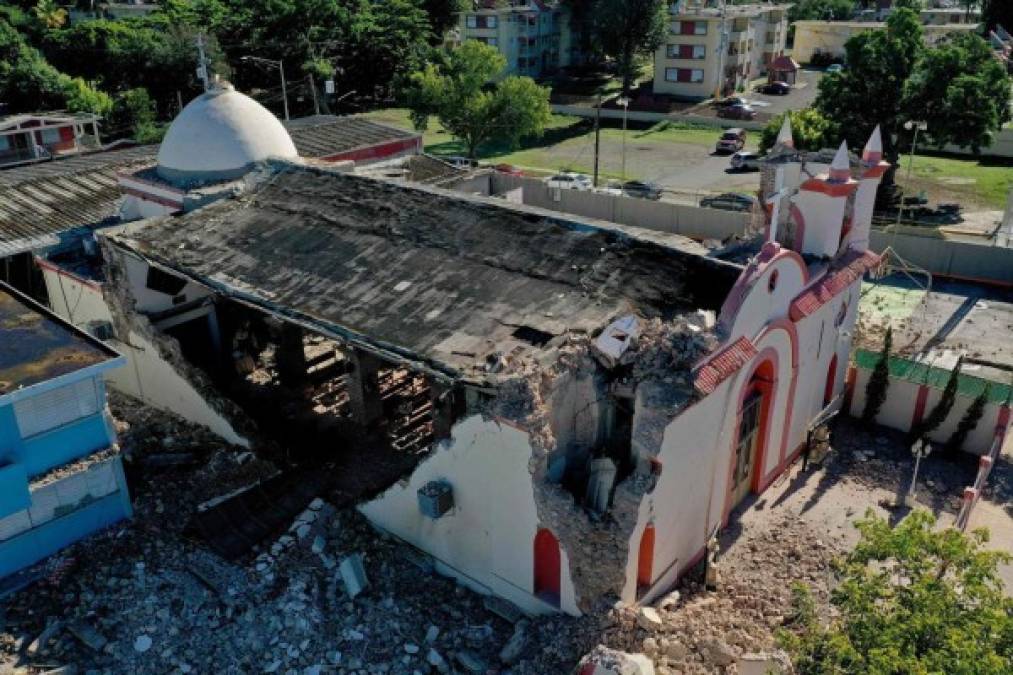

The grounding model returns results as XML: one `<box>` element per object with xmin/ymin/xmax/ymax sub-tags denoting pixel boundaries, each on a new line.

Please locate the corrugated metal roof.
<box><xmin>0</xmin><ymin>147</ymin><xmax>155</xmax><ymax>257</ymax></box>
<box><xmin>283</xmin><ymin>115</ymin><xmax>419</xmax><ymax>159</ymax></box>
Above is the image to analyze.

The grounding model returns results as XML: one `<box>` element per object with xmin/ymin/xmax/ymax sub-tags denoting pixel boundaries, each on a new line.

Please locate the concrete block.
<box><xmin>338</xmin><ymin>553</ymin><xmax>368</xmax><ymax>599</ymax></box>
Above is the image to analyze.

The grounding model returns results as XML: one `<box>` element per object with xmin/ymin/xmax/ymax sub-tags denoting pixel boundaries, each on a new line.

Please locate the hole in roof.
<box><xmin>512</xmin><ymin>326</ymin><xmax>554</xmax><ymax>347</ymax></box>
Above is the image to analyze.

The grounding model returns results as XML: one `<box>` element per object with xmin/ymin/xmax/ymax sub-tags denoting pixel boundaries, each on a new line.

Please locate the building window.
<box><xmin>487</xmin><ymin>37</ymin><xmax>498</xmax><ymax>47</ymax></box>
<box><xmin>665</xmin><ymin>67</ymin><xmax>704</xmax><ymax>83</ymax></box>
<box><xmin>671</xmin><ymin>20</ymin><xmax>682</xmax><ymax>34</ymax></box>
<box><xmin>40</xmin><ymin>127</ymin><xmax>62</xmax><ymax>145</ymax></box>
<box><xmin>694</xmin><ymin>21</ymin><xmax>707</xmax><ymax>35</ymax></box>
<box><xmin>487</xmin><ymin>15</ymin><xmax>497</xmax><ymax>28</ymax></box>
<box><xmin>666</xmin><ymin>44</ymin><xmax>706</xmax><ymax>59</ymax></box>
<box><xmin>466</xmin><ymin>15</ymin><xmax>477</xmax><ymax>28</ymax></box>
<box><xmin>14</xmin><ymin>379</ymin><xmax>100</xmax><ymax>439</ymax></box>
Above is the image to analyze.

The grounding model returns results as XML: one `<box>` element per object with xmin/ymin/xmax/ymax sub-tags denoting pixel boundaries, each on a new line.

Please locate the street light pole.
<box><xmin>894</xmin><ymin>119</ymin><xmax>927</xmax><ymax>235</ymax></box>
<box><xmin>242</xmin><ymin>55</ymin><xmax>290</xmax><ymax>121</ymax></box>
<box><xmin>905</xmin><ymin>437</ymin><xmax>931</xmax><ymax>507</ymax></box>
<box><xmin>617</xmin><ymin>96</ymin><xmax>630</xmax><ymax>183</ymax></box>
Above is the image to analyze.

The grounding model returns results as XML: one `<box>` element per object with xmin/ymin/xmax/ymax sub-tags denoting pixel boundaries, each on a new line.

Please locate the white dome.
<box><xmin>156</xmin><ymin>82</ymin><xmax>297</xmax><ymax>186</ymax></box>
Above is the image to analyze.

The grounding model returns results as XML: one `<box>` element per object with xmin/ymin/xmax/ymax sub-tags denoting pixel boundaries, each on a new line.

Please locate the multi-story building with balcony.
<box><xmin>0</xmin><ymin>282</ymin><xmax>130</xmax><ymax>581</ymax></box>
<box><xmin>457</xmin><ymin>0</ymin><xmax>582</xmax><ymax>78</ymax></box>
<box><xmin>0</xmin><ymin>113</ymin><xmax>102</xmax><ymax>170</ymax></box>
<box><xmin>654</xmin><ymin>1</ymin><xmax>791</xmax><ymax>101</ymax></box>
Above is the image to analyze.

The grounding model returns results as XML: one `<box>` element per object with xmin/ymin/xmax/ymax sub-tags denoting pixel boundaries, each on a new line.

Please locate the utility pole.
<box><xmin>713</xmin><ymin>1</ymin><xmax>729</xmax><ymax>100</ymax></box>
<box><xmin>195</xmin><ymin>32</ymin><xmax>210</xmax><ymax>91</ymax></box>
<box><xmin>617</xmin><ymin>96</ymin><xmax>630</xmax><ymax>183</ymax></box>
<box><xmin>308</xmin><ymin>74</ymin><xmax>320</xmax><ymax>116</ymax></box>
<box><xmin>241</xmin><ymin>56</ymin><xmax>290</xmax><ymax>121</ymax></box>
<box><xmin>593</xmin><ymin>92</ymin><xmax>602</xmax><ymax>188</ymax></box>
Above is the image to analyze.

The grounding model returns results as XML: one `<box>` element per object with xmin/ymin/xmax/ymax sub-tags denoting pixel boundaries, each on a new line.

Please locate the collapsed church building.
<box><xmin>25</xmin><ymin>85</ymin><xmax>887</xmax><ymax>615</ymax></box>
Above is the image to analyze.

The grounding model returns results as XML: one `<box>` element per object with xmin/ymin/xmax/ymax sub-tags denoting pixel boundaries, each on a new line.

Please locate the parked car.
<box><xmin>493</xmin><ymin>163</ymin><xmax>523</xmax><ymax>176</ymax></box>
<box><xmin>595</xmin><ymin>180</ymin><xmax>623</xmax><ymax>196</ymax></box>
<box><xmin>761</xmin><ymin>81</ymin><xmax>791</xmax><ymax>95</ymax></box>
<box><xmin>621</xmin><ymin>180</ymin><xmax>663</xmax><ymax>200</ymax></box>
<box><xmin>700</xmin><ymin>192</ymin><xmax>758</xmax><ymax>212</ymax></box>
<box><xmin>730</xmin><ymin>151</ymin><xmax>762</xmax><ymax>171</ymax></box>
<box><xmin>826</xmin><ymin>63</ymin><xmax>844</xmax><ymax>74</ymax></box>
<box><xmin>715</xmin><ymin>96</ymin><xmax>748</xmax><ymax>108</ymax></box>
<box><xmin>545</xmin><ymin>172</ymin><xmax>593</xmax><ymax>191</ymax></box>
<box><xmin>717</xmin><ymin>103</ymin><xmax>757</xmax><ymax>120</ymax></box>
<box><xmin>715</xmin><ymin>128</ymin><xmax>747</xmax><ymax>153</ymax></box>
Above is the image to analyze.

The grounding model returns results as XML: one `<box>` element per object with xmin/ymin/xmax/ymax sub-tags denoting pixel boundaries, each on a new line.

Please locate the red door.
<box><xmin>637</xmin><ymin>524</ymin><xmax>655</xmax><ymax>595</ymax></box>
<box><xmin>824</xmin><ymin>354</ymin><xmax>838</xmax><ymax>407</ymax></box>
<box><xmin>534</xmin><ymin>528</ymin><xmax>561</xmax><ymax>606</ymax></box>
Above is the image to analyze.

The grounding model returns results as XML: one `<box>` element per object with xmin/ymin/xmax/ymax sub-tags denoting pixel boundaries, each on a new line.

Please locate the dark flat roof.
<box><xmin>0</xmin><ymin>282</ymin><xmax>118</xmax><ymax>394</ymax></box>
<box><xmin>112</xmin><ymin>161</ymin><xmax>741</xmax><ymax>378</ymax></box>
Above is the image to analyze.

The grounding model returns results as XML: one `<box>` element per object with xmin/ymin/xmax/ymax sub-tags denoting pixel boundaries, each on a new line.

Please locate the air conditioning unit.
<box><xmin>417</xmin><ymin>480</ymin><xmax>454</xmax><ymax>519</ymax></box>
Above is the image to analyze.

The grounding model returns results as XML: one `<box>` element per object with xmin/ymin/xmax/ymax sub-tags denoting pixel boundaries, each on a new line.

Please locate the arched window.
<box><xmin>533</xmin><ymin>528</ymin><xmax>561</xmax><ymax>606</ymax></box>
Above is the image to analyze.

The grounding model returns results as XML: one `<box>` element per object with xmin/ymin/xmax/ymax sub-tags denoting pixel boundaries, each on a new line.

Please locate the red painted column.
<box><xmin>910</xmin><ymin>384</ymin><xmax>930</xmax><ymax>431</ymax></box>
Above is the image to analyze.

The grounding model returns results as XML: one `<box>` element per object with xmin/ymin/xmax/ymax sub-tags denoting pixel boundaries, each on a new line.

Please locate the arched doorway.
<box><xmin>729</xmin><ymin>359</ymin><xmax>775</xmax><ymax>510</ymax></box>
<box><xmin>637</xmin><ymin>523</ymin><xmax>655</xmax><ymax>597</ymax></box>
<box><xmin>824</xmin><ymin>353</ymin><xmax>838</xmax><ymax>407</ymax></box>
<box><xmin>533</xmin><ymin>528</ymin><xmax>561</xmax><ymax>606</ymax></box>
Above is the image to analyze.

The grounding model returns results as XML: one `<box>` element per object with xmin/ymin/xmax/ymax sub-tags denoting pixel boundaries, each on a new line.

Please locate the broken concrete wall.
<box><xmin>51</xmin><ymin>241</ymin><xmax>255</xmax><ymax>447</ymax></box>
<box><xmin>358</xmin><ymin>414</ymin><xmax>582</xmax><ymax>616</ymax></box>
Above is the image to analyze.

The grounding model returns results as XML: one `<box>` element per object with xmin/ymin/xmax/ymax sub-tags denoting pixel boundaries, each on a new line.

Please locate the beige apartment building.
<box><xmin>654</xmin><ymin>1</ymin><xmax>791</xmax><ymax>101</ymax></box>
<box><xmin>793</xmin><ymin>20</ymin><xmax>980</xmax><ymax>63</ymax></box>
<box><xmin>457</xmin><ymin>0</ymin><xmax>580</xmax><ymax>78</ymax></box>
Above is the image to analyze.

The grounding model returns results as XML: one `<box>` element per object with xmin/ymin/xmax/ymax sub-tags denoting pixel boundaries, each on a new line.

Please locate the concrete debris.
<box><xmin>636</xmin><ymin>607</ymin><xmax>663</xmax><ymax>631</ymax></box>
<box><xmin>498</xmin><ymin>620</ymin><xmax>529</xmax><ymax>664</ymax></box>
<box><xmin>578</xmin><ymin>645</ymin><xmax>656</xmax><ymax>675</ymax></box>
<box><xmin>132</xmin><ymin>635</ymin><xmax>153</xmax><ymax>654</ymax></box>
<box><xmin>738</xmin><ymin>650</ymin><xmax>793</xmax><ymax>675</ymax></box>
<box><xmin>338</xmin><ymin>553</ymin><xmax>369</xmax><ymax>599</ymax></box>
<box><xmin>593</xmin><ymin>315</ymin><xmax>640</xmax><ymax>368</ymax></box>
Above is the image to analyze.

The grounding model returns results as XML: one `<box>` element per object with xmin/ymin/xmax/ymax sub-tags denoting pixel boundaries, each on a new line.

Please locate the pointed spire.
<box><xmin>829</xmin><ymin>140</ymin><xmax>851</xmax><ymax>182</ymax></box>
<box><xmin>775</xmin><ymin>114</ymin><xmax>794</xmax><ymax>149</ymax></box>
<box><xmin>862</xmin><ymin>125</ymin><xmax>883</xmax><ymax>164</ymax></box>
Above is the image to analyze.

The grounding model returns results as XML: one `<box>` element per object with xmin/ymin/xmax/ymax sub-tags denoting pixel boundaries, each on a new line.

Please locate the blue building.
<box><xmin>0</xmin><ymin>282</ymin><xmax>131</xmax><ymax>580</ymax></box>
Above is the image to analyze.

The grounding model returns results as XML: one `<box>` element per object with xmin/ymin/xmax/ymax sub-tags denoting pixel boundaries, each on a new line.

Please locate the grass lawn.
<box><xmin>896</xmin><ymin>153</ymin><xmax>1013</xmax><ymax>211</ymax></box>
<box><xmin>361</xmin><ymin>109</ymin><xmax>732</xmax><ymax>178</ymax></box>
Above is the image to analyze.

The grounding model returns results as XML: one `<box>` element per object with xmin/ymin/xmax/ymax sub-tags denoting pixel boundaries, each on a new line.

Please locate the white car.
<box><xmin>545</xmin><ymin>172</ymin><xmax>593</xmax><ymax>191</ymax></box>
<box><xmin>730</xmin><ymin>151</ymin><xmax>762</xmax><ymax>171</ymax></box>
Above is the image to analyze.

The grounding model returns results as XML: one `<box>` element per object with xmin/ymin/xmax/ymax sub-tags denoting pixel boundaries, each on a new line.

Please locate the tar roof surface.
<box><xmin>114</xmin><ymin>162</ymin><xmax>742</xmax><ymax>377</ymax></box>
<box><xmin>0</xmin><ymin>284</ymin><xmax>115</xmax><ymax>394</ymax></box>
<box><xmin>857</xmin><ymin>278</ymin><xmax>1013</xmax><ymax>383</ymax></box>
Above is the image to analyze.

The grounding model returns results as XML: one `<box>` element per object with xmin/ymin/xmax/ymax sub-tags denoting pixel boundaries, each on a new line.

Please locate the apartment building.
<box><xmin>458</xmin><ymin>0</ymin><xmax>580</xmax><ymax>78</ymax></box>
<box><xmin>793</xmin><ymin>20</ymin><xmax>980</xmax><ymax>63</ymax></box>
<box><xmin>654</xmin><ymin>2</ymin><xmax>791</xmax><ymax>101</ymax></box>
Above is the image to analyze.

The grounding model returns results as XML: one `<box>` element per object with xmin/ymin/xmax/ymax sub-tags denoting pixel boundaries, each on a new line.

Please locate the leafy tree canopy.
<box><xmin>781</xmin><ymin>510</ymin><xmax>1013</xmax><ymax>674</ymax></box>
<box><xmin>591</xmin><ymin>0</ymin><xmax>667</xmax><ymax>93</ymax></box>
<box><xmin>407</xmin><ymin>40</ymin><xmax>551</xmax><ymax>159</ymax></box>
<box><xmin>788</xmin><ymin>0</ymin><xmax>856</xmax><ymax>23</ymax></box>
<box><xmin>759</xmin><ymin>109</ymin><xmax>837</xmax><ymax>153</ymax></box>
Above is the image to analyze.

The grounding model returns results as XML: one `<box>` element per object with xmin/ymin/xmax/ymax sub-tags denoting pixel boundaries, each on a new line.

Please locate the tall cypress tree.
<box><xmin>862</xmin><ymin>326</ymin><xmax>892</xmax><ymax>425</ymax></box>
<box><xmin>945</xmin><ymin>383</ymin><xmax>989</xmax><ymax>455</ymax></box>
<box><xmin>910</xmin><ymin>355</ymin><xmax>963</xmax><ymax>443</ymax></box>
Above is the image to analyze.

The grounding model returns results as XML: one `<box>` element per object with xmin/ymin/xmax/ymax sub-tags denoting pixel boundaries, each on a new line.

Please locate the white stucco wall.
<box><xmin>849</xmin><ymin>366</ymin><xmax>1008</xmax><ymax>455</ymax></box>
<box><xmin>40</xmin><ymin>266</ymin><xmax>248</xmax><ymax>447</ymax></box>
<box><xmin>359</xmin><ymin>415</ymin><xmax>580</xmax><ymax>616</ymax></box>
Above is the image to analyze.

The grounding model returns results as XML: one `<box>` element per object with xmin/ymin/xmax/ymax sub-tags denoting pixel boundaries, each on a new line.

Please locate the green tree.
<box><xmin>344</xmin><ymin>0</ymin><xmax>433</xmax><ymax>103</ymax></box>
<box><xmin>788</xmin><ymin>0</ymin><xmax>856</xmax><ymax>22</ymax></box>
<box><xmin>780</xmin><ymin>510</ymin><xmax>1013</xmax><ymax>674</ymax></box>
<box><xmin>408</xmin><ymin>40</ymin><xmax>551</xmax><ymax>159</ymax></box>
<box><xmin>0</xmin><ymin>18</ymin><xmax>111</xmax><ymax>115</ymax></box>
<box><xmin>814</xmin><ymin>8</ymin><xmax>924</xmax><ymax>169</ymax></box>
<box><xmin>910</xmin><ymin>356</ymin><xmax>963</xmax><ymax>442</ymax></box>
<box><xmin>759</xmin><ymin>109</ymin><xmax>837</xmax><ymax>153</ymax></box>
<box><xmin>902</xmin><ymin>32</ymin><xmax>1012</xmax><ymax>154</ymax></box>
<box><xmin>591</xmin><ymin>0</ymin><xmax>666</xmax><ymax>94</ymax></box>
<box><xmin>894</xmin><ymin>0</ymin><xmax>924</xmax><ymax>10</ymax></box>
<box><xmin>420</xmin><ymin>0</ymin><xmax>463</xmax><ymax>39</ymax></box>
<box><xmin>861</xmin><ymin>326</ymin><xmax>892</xmax><ymax>424</ymax></box>
<box><xmin>946</xmin><ymin>383</ymin><xmax>989</xmax><ymax>455</ymax></box>
<box><xmin>34</xmin><ymin>0</ymin><xmax>67</xmax><ymax>29</ymax></box>
<box><xmin>110</xmin><ymin>87</ymin><xmax>165</xmax><ymax>143</ymax></box>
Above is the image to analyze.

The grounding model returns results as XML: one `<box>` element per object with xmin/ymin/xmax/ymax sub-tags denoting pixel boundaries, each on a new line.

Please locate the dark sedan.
<box><xmin>700</xmin><ymin>192</ymin><xmax>758</xmax><ymax>212</ymax></box>
<box><xmin>622</xmin><ymin>180</ymin><xmax>663</xmax><ymax>200</ymax></box>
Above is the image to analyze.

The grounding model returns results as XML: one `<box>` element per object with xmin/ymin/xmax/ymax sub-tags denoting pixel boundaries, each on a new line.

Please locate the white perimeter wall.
<box><xmin>848</xmin><ymin>367</ymin><xmax>1008</xmax><ymax>456</ymax></box>
<box><xmin>359</xmin><ymin>415</ymin><xmax>580</xmax><ymax>616</ymax></box>
<box><xmin>41</xmin><ymin>266</ymin><xmax>248</xmax><ymax>447</ymax></box>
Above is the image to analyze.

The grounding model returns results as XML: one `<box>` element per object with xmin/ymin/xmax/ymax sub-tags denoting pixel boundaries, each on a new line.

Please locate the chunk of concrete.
<box><xmin>636</xmin><ymin>606</ymin><xmax>663</xmax><ymax>631</ymax></box>
<box><xmin>338</xmin><ymin>554</ymin><xmax>368</xmax><ymax>599</ymax></box>
<box><xmin>67</xmin><ymin>622</ymin><xmax>107</xmax><ymax>651</ymax></box>
<box><xmin>578</xmin><ymin>645</ymin><xmax>655</xmax><ymax>675</ymax></box>
<box><xmin>737</xmin><ymin>650</ymin><xmax>791</xmax><ymax>675</ymax></box>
